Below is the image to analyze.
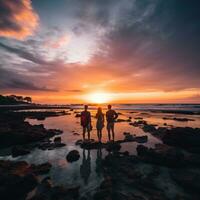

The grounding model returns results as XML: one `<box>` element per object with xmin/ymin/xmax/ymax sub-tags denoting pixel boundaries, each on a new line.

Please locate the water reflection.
<box><xmin>95</xmin><ymin>147</ymin><xmax>103</xmax><ymax>177</ymax></box>
<box><xmin>80</xmin><ymin>149</ymin><xmax>91</xmax><ymax>184</ymax></box>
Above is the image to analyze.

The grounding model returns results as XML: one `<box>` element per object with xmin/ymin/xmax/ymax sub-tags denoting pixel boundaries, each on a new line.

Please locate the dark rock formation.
<box><xmin>142</xmin><ymin>124</ymin><xmax>157</xmax><ymax>133</ymax></box>
<box><xmin>0</xmin><ymin>160</ymin><xmax>52</xmax><ymax>200</ymax></box>
<box><xmin>162</xmin><ymin>127</ymin><xmax>200</xmax><ymax>150</ymax></box>
<box><xmin>137</xmin><ymin>144</ymin><xmax>185</xmax><ymax>167</ymax></box>
<box><xmin>76</xmin><ymin>135</ymin><xmax>147</xmax><ymax>150</ymax></box>
<box><xmin>54</xmin><ymin>136</ymin><xmax>61</xmax><ymax>143</ymax></box>
<box><xmin>66</xmin><ymin>150</ymin><xmax>80</xmax><ymax>162</ymax></box>
<box><xmin>0</xmin><ymin>112</ymin><xmax>63</xmax><ymax>148</ymax></box>
<box><xmin>163</xmin><ymin>117</ymin><xmax>195</xmax><ymax>122</ymax></box>
<box><xmin>20</xmin><ymin>111</ymin><xmax>68</xmax><ymax>120</ymax></box>
<box><xmin>171</xmin><ymin>169</ymin><xmax>200</xmax><ymax>195</ymax></box>
<box><xmin>116</xmin><ymin>118</ymin><xmax>131</xmax><ymax>123</ymax></box>
<box><xmin>29</xmin><ymin>177</ymin><xmax>79</xmax><ymax>200</ymax></box>
<box><xmin>129</xmin><ymin>120</ymin><xmax>147</xmax><ymax>127</ymax></box>
<box><xmin>12</xmin><ymin>146</ymin><xmax>30</xmax><ymax>157</ymax></box>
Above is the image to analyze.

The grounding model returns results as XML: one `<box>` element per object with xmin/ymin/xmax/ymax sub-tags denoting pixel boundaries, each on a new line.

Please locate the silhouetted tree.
<box><xmin>24</xmin><ymin>96</ymin><xmax>32</xmax><ymax>103</ymax></box>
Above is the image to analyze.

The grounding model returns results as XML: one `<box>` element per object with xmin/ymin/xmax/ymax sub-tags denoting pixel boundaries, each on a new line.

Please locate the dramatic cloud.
<box><xmin>45</xmin><ymin>34</ymin><xmax>71</xmax><ymax>49</ymax></box>
<box><xmin>0</xmin><ymin>0</ymin><xmax>39</xmax><ymax>40</ymax></box>
<box><xmin>0</xmin><ymin>0</ymin><xmax>200</xmax><ymax>102</ymax></box>
<box><xmin>0</xmin><ymin>66</ymin><xmax>57</xmax><ymax>92</ymax></box>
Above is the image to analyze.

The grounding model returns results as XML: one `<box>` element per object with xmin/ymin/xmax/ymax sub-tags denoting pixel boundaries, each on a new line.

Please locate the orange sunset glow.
<box><xmin>0</xmin><ymin>0</ymin><xmax>200</xmax><ymax>104</ymax></box>
<box><xmin>1</xmin><ymin>1</ymin><xmax>200</xmax><ymax>199</ymax></box>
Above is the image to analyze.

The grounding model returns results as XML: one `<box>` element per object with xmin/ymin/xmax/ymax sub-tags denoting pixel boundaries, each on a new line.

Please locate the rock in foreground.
<box><xmin>0</xmin><ymin>160</ymin><xmax>52</xmax><ymax>200</ymax></box>
<box><xmin>66</xmin><ymin>150</ymin><xmax>80</xmax><ymax>162</ymax></box>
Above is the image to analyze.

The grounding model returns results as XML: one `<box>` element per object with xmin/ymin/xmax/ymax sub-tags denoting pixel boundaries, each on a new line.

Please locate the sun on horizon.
<box><xmin>85</xmin><ymin>92</ymin><xmax>112</xmax><ymax>104</ymax></box>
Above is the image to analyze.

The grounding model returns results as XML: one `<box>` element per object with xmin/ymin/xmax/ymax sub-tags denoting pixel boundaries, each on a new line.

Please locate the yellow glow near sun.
<box><xmin>87</xmin><ymin>92</ymin><xmax>111</xmax><ymax>104</ymax></box>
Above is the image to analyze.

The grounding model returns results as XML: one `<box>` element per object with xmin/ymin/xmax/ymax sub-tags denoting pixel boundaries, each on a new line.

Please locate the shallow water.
<box><xmin>1</xmin><ymin>107</ymin><xmax>200</xmax><ymax>196</ymax></box>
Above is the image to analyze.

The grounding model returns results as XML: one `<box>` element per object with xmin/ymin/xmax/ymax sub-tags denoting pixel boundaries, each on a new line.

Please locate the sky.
<box><xmin>0</xmin><ymin>0</ymin><xmax>200</xmax><ymax>104</ymax></box>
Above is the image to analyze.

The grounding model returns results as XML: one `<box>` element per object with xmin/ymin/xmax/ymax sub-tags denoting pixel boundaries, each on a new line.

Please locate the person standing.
<box><xmin>106</xmin><ymin>105</ymin><xmax>118</xmax><ymax>141</ymax></box>
<box><xmin>95</xmin><ymin>107</ymin><xmax>104</xmax><ymax>143</ymax></box>
<box><xmin>80</xmin><ymin>105</ymin><xmax>92</xmax><ymax>141</ymax></box>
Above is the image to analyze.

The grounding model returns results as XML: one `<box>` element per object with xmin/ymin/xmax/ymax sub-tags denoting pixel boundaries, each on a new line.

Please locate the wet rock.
<box><xmin>0</xmin><ymin>160</ymin><xmax>52</xmax><ymax>200</ymax></box>
<box><xmin>142</xmin><ymin>124</ymin><xmax>157</xmax><ymax>133</ymax></box>
<box><xmin>124</xmin><ymin>134</ymin><xmax>148</xmax><ymax>143</ymax></box>
<box><xmin>116</xmin><ymin>118</ymin><xmax>131</xmax><ymax>122</ymax></box>
<box><xmin>81</xmin><ymin>140</ymin><xmax>101</xmax><ymax>149</ymax></box>
<box><xmin>75</xmin><ymin>113</ymin><xmax>81</xmax><ymax>117</ymax></box>
<box><xmin>30</xmin><ymin>177</ymin><xmax>80</xmax><ymax>200</ymax></box>
<box><xmin>171</xmin><ymin>169</ymin><xmax>200</xmax><ymax>193</ymax></box>
<box><xmin>75</xmin><ymin>139</ymin><xmax>83</xmax><ymax>146</ymax></box>
<box><xmin>30</xmin><ymin>162</ymin><xmax>52</xmax><ymax>175</ymax></box>
<box><xmin>135</xmin><ymin>135</ymin><xmax>148</xmax><ymax>143</ymax></box>
<box><xmin>54</xmin><ymin>136</ymin><xmax>61</xmax><ymax>143</ymax></box>
<box><xmin>124</xmin><ymin>134</ymin><xmax>134</xmax><ymax>141</ymax></box>
<box><xmin>76</xmin><ymin>135</ymin><xmax>147</xmax><ymax>150</ymax></box>
<box><xmin>38</xmin><ymin>138</ymin><xmax>66</xmax><ymax>150</ymax></box>
<box><xmin>0</xmin><ymin>112</ymin><xmax>63</xmax><ymax>149</ymax></box>
<box><xmin>12</xmin><ymin>146</ymin><xmax>30</xmax><ymax>157</ymax></box>
<box><xmin>93</xmin><ymin>189</ymin><xmax>111</xmax><ymax>200</ymax></box>
<box><xmin>134</xmin><ymin>117</ymin><xmax>143</xmax><ymax>120</ymax></box>
<box><xmin>20</xmin><ymin>111</ymin><xmax>68</xmax><ymax>120</ymax></box>
<box><xmin>54</xmin><ymin>142</ymin><xmax>66</xmax><ymax>148</ymax></box>
<box><xmin>98</xmin><ymin>153</ymin><xmax>169</xmax><ymax>200</ymax></box>
<box><xmin>150</xmin><ymin>127</ymin><xmax>168</xmax><ymax>139</ymax></box>
<box><xmin>137</xmin><ymin>144</ymin><xmax>185</xmax><ymax>167</ymax></box>
<box><xmin>129</xmin><ymin>111</ymin><xmax>137</xmax><ymax>114</ymax></box>
<box><xmin>51</xmin><ymin>185</ymin><xmax>79</xmax><ymax>199</ymax></box>
<box><xmin>66</xmin><ymin>150</ymin><xmax>80</xmax><ymax>162</ymax></box>
<box><xmin>48</xmin><ymin>129</ymin><xmax>63</xmax><ymax>135</ymax></box>
<box><xmin>0</xmin><ymin>173</ymin><xmax>38</xmax><ymax>200</ymax></box>
<box><xmin>129</xmin><ymin>120</ymin><xmax>147</xmax><ymax>127</ymax></box>
<box><xmin>123</xmin><ymin>132</ymin><xmax>130</xmax><ymax>136</ymax></box>
<box><xmin>106</xmin><ymin>142</ymin><xmax>121</xmax><ymax>152</ymax></box>
<box><xmin>163</xmin><ymin>117</ymin><xmax>195</xmax><ymax>122</ymax></box>
<box><xmin>162</xmin><ymin>127</ymin><xmax>200</xmax><ymax>151</ymax></box>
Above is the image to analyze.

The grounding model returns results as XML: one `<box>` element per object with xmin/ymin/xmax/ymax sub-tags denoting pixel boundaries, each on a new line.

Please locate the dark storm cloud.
<box><xmin>90</xmin><ymin>0</ymin><xmax>200</xmax><ymax>91</ymax></box>
<box><xmin>0</xmin><ymin>67</ymin><xmax>57</xmax><ymax>92</ymax></box>
<box><xmin>0</xmin><ymin>42</ymin><xmax>50</xmax><ymax>65</ymax></box>
<box><xmin>1</xmin><ymin>0</ymin><xmax>200</xmax><ymax>94</ymax></box>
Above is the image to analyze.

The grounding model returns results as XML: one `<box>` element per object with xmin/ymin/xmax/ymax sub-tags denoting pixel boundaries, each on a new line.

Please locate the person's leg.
<box><xmin>87</xmin><ymin>125</ymin><xmax>90</xmax><ymax>140</ymax></box>
<box><xmin>111</xmin><ymin>123</ymin><xmax>115</xmax><ymax>141</ymax></box>
<box><xmin>107</xmin><ymin>123</ymin><xmax>111</xmax><ymax>141</ymax></box>
<box><xmin>83</xmin><ymin>127</ymin><xmax>86</xmax><ymax>140</ymax></box>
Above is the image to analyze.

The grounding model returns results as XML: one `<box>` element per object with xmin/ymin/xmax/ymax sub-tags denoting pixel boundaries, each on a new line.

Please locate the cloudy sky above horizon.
<box><xmin>0</xmin><ymin>0</ymin><xmax>200</xmax><ymax>103</ymax></box>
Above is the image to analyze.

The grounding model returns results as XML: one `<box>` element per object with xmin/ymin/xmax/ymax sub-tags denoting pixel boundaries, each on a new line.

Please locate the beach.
<box><xmin>1</xmin><ymin>104</ymin><xmax>200</xmax><ymax>199</ymax></box>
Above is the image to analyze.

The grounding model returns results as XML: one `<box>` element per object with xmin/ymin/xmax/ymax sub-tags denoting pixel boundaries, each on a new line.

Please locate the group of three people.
<box><xmin>80</xmin><ymin>105</ymin><xmax>118</xmax><ymax>142</ymax></box>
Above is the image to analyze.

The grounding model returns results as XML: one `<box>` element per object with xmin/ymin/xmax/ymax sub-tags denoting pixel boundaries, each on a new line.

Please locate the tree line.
<box><xmin>0</xmin><ymin>95</ymin><xmax>32</xmax><ymax>105</ymax></box>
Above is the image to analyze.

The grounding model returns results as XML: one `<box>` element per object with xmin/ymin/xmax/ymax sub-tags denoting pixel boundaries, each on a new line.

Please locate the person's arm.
<box><xmin>103</xmin><ymin>114</ymin><xmax>105</xmax><ymax>124</ymax></box>
<box><xmin>114</xmin><ymin>111</ymin><xmax>118</xmax><ymax>120</ymax></box>
<box><xmin>106</xmin><ymin>111</ymin><xmax>108</xmax><ymax>121</ymax></box>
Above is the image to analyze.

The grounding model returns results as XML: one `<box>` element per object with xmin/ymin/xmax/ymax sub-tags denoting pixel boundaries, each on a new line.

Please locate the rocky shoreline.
<box><xmin>1</xmin><ymin>109</ymin><xmax>200</xmax><ymax>199</ymax></box>
<box><xmin>0</xmin><ymin>111</ymin><xmax>66</xmax><ymax>153</ymax></box>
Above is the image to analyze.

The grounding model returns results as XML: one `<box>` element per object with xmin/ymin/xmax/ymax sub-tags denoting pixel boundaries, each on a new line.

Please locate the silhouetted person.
<box><xmin>95</xmin><ymin>107</ymin><xmax>104</xmax><ymax>143</ymax></box>
<box><xmin>106</xmin><ymin>105</ymin><xmax>118</xmax><ymax>141</ymax></box>
<box><xmin>95</xmin><ymin>147</ymin><xmax>103</xmax><ymax>177</ymax></box>
<box><xmin>81</xmin><ymin>105</ymin><xmax>92</xmax><ymax>141</ymax></box>
<box><xmin>80</xmin><ymin>149</ymin><xmax>91</xmax><ymax>184</ymax></box>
